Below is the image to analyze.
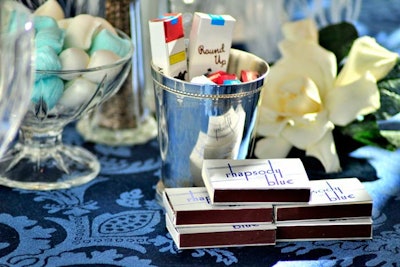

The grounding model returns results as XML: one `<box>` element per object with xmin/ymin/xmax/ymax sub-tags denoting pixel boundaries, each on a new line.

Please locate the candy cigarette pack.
<box><xmin>274</xmin><ymin>178</ymin><xmax>373</xmax><ymax>222</ymax></box>
<box><xmin>201</xmin><ymin>158</ymin><xmax>311</xmax><ymax>204</ymax></box>
<box><xmin>149</xmin><ymin>13</ymin><xmax>188</xmax><ymax>80</ymax></box>
<box><xmin>163</xmin><ymin>187</ymin><xmax>273</xmax><ymax>226</ymax></box>
<box><xmin>187</xmin><ymin>12</ymin><xmax>236</xmax><ymax>80</ymax></box>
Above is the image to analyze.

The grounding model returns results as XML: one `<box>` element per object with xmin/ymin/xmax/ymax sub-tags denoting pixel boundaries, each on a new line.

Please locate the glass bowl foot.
<box><xmin>76</xmin><ymin>116</ymin><xmax>158</xmax><ymax>146</ymax></box>
<box><xmin>0</xmin><ymin>144</ymin><xmax>100</xmax><ymax>190</ymax></box>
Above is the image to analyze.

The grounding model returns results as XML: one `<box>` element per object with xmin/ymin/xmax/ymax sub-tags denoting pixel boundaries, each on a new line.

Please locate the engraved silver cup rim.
<box><xmin>151</xmin><ymin>49</ymin><xmax>269</xmax><ymax>99</ymax></box>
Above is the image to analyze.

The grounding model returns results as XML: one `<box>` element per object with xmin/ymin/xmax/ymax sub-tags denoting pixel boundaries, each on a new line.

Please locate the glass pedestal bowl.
<box><xmin>0</xmin><ymin>1</ymin><xmax>34</xmax><ymax>158</ymax></box>
<box><xmin>0</xmin><ymin>30</ymin><xmax>133</xmax><ymax>190</ymax></box>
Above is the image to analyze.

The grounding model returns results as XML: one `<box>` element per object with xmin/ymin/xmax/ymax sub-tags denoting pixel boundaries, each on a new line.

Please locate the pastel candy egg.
<box><xmin>83</xmin><ymin>50</ymin><xmax>122</xmax><ymax>83</ymax></box>
<box><xmin>32</xmin><ymin>76</ymin><xmax>64</xmax><ymax>111</ymax></box>
<box><xmin>35</xmin><ymin>27</ymin><xmax>65</xmax><ymax>54</ymax></box>
<box><xmin>35</xmin><ymin>46</ymin><xmax>62</xmax><ymax>80</ymax></box>
<box><xmin>34</xmin><ymin>0</ymin><xmax>65</xmax><ymax>21</ymax></box>
<box><xmin>89</xmin><ymin>29</ymin><xmax>131</xmax><ymax>57</ymax></box>
<box><xmin>94</xmin><ymin>17</ymin><xmax>117</xmax><ymax>35</ymax></box>
<box><xmin>33</xmin><ymin>16</ymin><xmax>59</xmax><ymax>32</ymax></box>
<box><xmin>57</xmin><ymin>18</ymin><xmax>72</xmax><ymax>30</ymax></box>
<box><xmin>64</xmin><ymin>14</ymin><xmax>102</xmax><ymax>50</ymax></box>
<box><xmin>59</xmin><ymin>48</ymin><xmax>90</xmax><ymax>80</ymax></box>
<box><xmin>59</xmin><ymin>77</ymin><xmax>98</xmax><ymax>108</ymax></box>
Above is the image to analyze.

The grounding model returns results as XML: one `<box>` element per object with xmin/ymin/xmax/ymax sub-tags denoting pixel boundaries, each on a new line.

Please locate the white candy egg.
<box><xmin>83</xmin><ymin>50</ymin><xmax>122</xmax><ymax>83</ymax></box>
<box><xmin>57</xmin><ymin>18</ymin><xmax>72</xmax><ymax>30</ymax></box>
<box><xmin>59</xmin><ymin>48</ymin><xmax>90</xmax><ymax>80</ymax></box>
<box><xmin>59</xmin><ymin>77</ymin><xmax>98</xmax><ymax>108</ymax></box>
<box><xmin>94</xmin><ymin>17</ymin><xmax>117</xmax><ymax>35</ymax></box>
<box><xmin>64</xmin><ymin>14</ymin><xmax>101</xmax><ymax>50</ymax></box>
<box><xmin>34</xmin><ymin>0</ymin><xmax>65</xmax><ymax>21</ymax></box>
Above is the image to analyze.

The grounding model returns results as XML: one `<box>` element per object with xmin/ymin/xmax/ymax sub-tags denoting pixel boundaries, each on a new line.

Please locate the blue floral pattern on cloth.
<box><xmin>0</xmin><ymin>122</ymin><xmax>399</xmax><ymax>266</ymax></box>
<box><xmin>1</xmin><ymin>1</ymin><xmax>400</xmax><ymax>263</ymax></box>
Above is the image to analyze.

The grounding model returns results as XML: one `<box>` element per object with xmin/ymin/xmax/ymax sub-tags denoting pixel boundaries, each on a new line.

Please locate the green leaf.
<box><xmin>340</xmin><ymin>120</ymin><xmax>395</xmax><ymax>150</ymax></box>
<box><xmin>375</xmin><ymin>59</ymin><xmax>400</xmax><ymax>120</ymax></box>
<box><xmin>340</xmin><ymin>58</ymin><xmax>400</xmax><ymax>149</ymax></box>
<box><xmin>319</xmin><ymin>22</ymin><xmax>358</xmax><ymax>66</ymax></box>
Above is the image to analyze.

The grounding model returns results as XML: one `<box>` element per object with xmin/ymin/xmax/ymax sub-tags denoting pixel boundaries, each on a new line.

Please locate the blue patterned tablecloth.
<box><xmin>1</xmin><ymin>1</ymin><xmax>400</xmax><ymax>266</ymax></box>
<box><xmin>0</xmin><ymin>121</ymin><xmax>399</xmax><ymax>267</ymax></box>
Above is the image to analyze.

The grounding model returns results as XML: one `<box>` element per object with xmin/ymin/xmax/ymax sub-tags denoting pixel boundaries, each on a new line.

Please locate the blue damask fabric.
<box><xmin>1</xmin><ymin>1</ymin><xmax>400</xmax><ymax>265</ymax></box>
<box><xmin>0</xmin><ymin>123</ymin><xmax>399</xmax><ymax>267</ymax></box>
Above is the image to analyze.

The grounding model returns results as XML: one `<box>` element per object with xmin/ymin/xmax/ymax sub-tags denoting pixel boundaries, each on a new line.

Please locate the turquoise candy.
<box><xmin>89</xmin><ymin>29</ymin><xmax>131</xmax><ymax>57</ymax></box>
<box><xmin>35</xmin><ymin>46</ymin><xmax>62</xmax><ymax>80</ymax></box>
<box><xmin>32</xmin><ymin>76</ymin><xmax>64</xmax><ymax>111</ymax></box>
<box><xmin>33</xmin><ymin>16</ymin><xmax>59</xmax><ymax>32</ymax></box>
<box><xmin>35</xmin><ymin>27</ymin><xmax>65</xmax><ymax>54</ymax></box>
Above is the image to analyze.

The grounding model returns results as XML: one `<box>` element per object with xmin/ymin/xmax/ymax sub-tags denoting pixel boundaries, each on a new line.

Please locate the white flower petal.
<box><xmin>254</xmin><ymin>137</ymin><xmax>293</xmax><ymax>159</ymax></box>
<box><xmin>262</xmin><ymin>71</ymin><xmax>323</xmax><ymax>115</ymax></box>
<box><xmin>282</xmin><ymin>110</ymin><xmax>334</xmax><ymax>149</ymax></box>
<box><xmin>277</xmin><ymin>41</ymin><xmax>337</xmax><ymax>98</ymax></box>
<box><xmin>306</xmin><ymin>131</ymin><xmax>341</xmax><ymax>173</ymax></box>
<box><xmin>256</xmin><ymin>106</ymin><xmax>288</xmax><ymax>137</ymax></box>
<box><xmin>328</xmin><ymin>72</ymin><xmax>380</xmax><ymax>126</ymax></box>
<box><xmin>279</xmin><ymin>76</ymin><xmax>322</xmax><ymax>115</ymax></box>
<box><xmin>336</xmin><ymin>36</ymin><xmax>398</xmax><ymax>86</ymax></box>
<box><xmin>282</xmin><ymin>19</ymin><xmax>318</xmax><ymax>43</ymax></box>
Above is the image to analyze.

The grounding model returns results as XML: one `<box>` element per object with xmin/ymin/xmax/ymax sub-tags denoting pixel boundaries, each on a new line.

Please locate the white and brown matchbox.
<box><xmin>201</xmin><ymin>158</ymin><xmax>311</xmax><ymax>204</ymax></box>
<box><xmin>166</xmin><ymin>214</ymin><xmax>276</xmax><ymax>249</ymax></box>
<box><xmin>163</xmin><ymin>187</ymin><xmax>273</xmax><ymax>226</ymax></box>
<box><xmin>274</xmin><ymin>178</ymin><xmax>373</xmax><ymax>222</ymax></box>
<box><xmin>276</xmin><ymin>217</ymin><xmax>373</xmax><ymax>242</ymax></box>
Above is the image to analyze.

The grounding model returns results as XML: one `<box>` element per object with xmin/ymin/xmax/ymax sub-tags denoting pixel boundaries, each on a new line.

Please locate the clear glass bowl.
<box><xmin>0</xmin><ymin>30</ymin><xmax>133</xmax><ymax>190</ymax></box>
<box><xmin>0</xmin><ymin>1</ymin><xmax>34</xmax><ymax>158</ymax></box>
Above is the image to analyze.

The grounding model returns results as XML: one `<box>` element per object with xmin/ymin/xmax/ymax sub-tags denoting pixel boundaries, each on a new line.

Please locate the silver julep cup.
<box><xmin>151</xmin><ymin>49</ymin><xmax>269</xmax><ymax>192</ymax></box>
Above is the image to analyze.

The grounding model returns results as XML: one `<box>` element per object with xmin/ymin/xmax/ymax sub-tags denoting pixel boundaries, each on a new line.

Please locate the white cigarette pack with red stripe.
<box><xmin>149</xmin><ymin>13</ymin><xmax>188</xmax><ymax>80</ymax></box>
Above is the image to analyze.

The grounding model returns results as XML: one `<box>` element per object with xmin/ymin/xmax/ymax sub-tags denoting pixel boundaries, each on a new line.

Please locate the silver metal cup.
<box><xmin>151</xmin><ymin>49</ymin><xmax>269</xmax><ymax>193</ymax></box>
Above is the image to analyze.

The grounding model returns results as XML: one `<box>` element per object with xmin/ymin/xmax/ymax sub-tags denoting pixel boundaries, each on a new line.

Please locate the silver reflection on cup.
<box><xmin>151</xmin><ymin>49</ymin><xmax>269</xmax><ymax>195</ymax></box>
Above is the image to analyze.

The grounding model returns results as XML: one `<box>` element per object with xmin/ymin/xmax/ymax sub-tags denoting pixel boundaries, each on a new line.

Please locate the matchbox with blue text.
<box><xmin>274</xmin><ymin>178</ymin><xmax>373</xmax><ymax>222</ymax></box>
<box><xmin>202</xmin><ymin>158</ymin><xmax>311</xmax><ymax>204</ymax></box>
<box><xmin>162</xmin><ymin>187</ymin><xmax>273</xmax><ymax>226</ymax></box>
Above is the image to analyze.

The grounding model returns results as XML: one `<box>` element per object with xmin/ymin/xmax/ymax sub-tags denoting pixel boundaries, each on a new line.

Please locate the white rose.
<box><xmin>255</xmin><ymin>19</ymin><xmax>398</xmax><ymax>173</ymax></box>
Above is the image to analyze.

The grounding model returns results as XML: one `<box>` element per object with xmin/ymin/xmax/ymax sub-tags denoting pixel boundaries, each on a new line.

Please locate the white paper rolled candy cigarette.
<box><xmin>83</xmin><ymin>50</ymin><xmax>122</xmax><ymax>83</ymax></box>
<box><xmin>59</xmin><ymin>48</ymin><xmax>90</xmax><ymax>80</ymax></box>
<box><xmin>190</xmin><ymin>75</ymin><xmax>216</xmax><ymax>85</ymax></box>
<box><xmin>59</xmin><ymin>77</ymin><xmax>98</xmax><ymax>108</ymax></box>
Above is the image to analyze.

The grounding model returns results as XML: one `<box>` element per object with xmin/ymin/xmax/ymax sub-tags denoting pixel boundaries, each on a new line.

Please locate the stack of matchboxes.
<box><xmin>163</xmin><ymin>158</ymin><xmax>373</xmax><ymax>249</ymax></box>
